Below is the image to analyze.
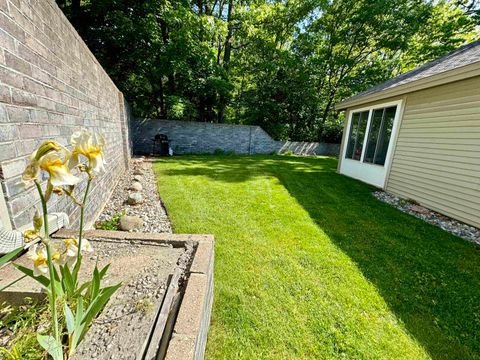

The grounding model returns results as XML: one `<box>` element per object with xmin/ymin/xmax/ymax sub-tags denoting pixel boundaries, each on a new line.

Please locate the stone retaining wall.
<box><xmin>131</xmin><ymin>119</ymin><xmax>340</xmax><ymax>156</ymax></box>
<box><xmin>0</xmin><ymin>0</ymin><xmax>131</xmax><ymax>230</ymax></box>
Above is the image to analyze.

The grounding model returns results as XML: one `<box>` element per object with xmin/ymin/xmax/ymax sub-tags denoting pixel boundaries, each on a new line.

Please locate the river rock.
<box><xmin>133</xmin><ymin>169</ymin><xmax>143</xmax><ymax>176</ymax></box>
<box><xmin>128</xmin><ymin>192</ymin><xmax>143</xmax><ymax>205</ymax></box>
<box><xmin>129</xmin><ymin>182</ymin><xmax>143</xmax><ymax>192</ymax></box>
<box><xmin>119</xmin><ymin>215</ymin><xmax>144</xmax><ymax>231</ymax></box>
<box><xmin>133</xmin><ymin>175</ymin><xmax>143</xmax><ymax>182</ymax></box>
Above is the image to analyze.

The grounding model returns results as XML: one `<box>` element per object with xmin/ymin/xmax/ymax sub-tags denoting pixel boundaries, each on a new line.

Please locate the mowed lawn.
<box><xmin>153</xmin><ymin>155</ymin><xmax>480</xmax><ymax>360</ymax></box>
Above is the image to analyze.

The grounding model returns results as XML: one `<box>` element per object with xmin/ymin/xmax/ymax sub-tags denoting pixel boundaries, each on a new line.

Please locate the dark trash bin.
<box><xmin>152</xmin><ymin>134</ymin><xmax>170</xmax><ymax>156</ymax></box>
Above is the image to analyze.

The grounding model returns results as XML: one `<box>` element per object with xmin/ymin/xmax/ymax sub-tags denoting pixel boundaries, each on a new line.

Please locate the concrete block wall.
<box><xmin>132</xmin><ymin>119</ymin><xmax>340</xmax><ymax>156</ymax></box>
<box><xmin>0</xmin><ymin>0</ymin><xmax>131</xmax><ymax>230</ymax></box>
<box><xmin>132</xmin><ymin>119</ymin><xmax>279</xmax><ymax>155</ymax></box>
<box><xmin>279</xmin><ymin>141</ymin><xmax>340</xmax><ymax>156</ymax></box>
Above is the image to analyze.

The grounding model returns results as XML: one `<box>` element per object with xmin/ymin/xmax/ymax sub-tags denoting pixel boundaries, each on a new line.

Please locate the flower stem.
<box><xmin>34</xmin><ymin>181</ymin><xmax>60</xmax><ymax>343</ymax></box>
<box><xmin>77</xmin><ymin>177</ymin><xmax>91</xmax><ymax>264</ymax></box>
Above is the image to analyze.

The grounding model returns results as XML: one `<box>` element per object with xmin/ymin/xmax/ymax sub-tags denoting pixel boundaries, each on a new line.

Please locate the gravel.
<box><xmin>72</xmin><ymin>238</ymin><xmax>193</xmax><ymax>360</ymax></box>
<box><xmin>373</xmin><ymin>191</ymin><xmax>480</xmax><ymax>245</ymax></box>
<box><xmin>96</xmin><ymin>158</ymin><xmax>172</xmax><ymax>233</ymax></box>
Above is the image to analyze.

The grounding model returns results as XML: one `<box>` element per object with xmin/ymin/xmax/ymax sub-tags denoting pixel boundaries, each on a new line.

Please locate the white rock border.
<box><xmin>373</xmin><ymin>191</ymin><xmax>480</xmax><ymax>245</ymax></box>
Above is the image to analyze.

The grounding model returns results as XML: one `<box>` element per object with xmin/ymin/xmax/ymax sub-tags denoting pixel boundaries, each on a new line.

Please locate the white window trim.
<box><xmin>340</xmin><ymin>99</ymin><xmax>404</xmax><ymax>188</ymax></box>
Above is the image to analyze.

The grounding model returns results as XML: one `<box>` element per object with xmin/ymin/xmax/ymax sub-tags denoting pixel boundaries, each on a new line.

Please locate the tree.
<box><xmin>57</xmin><ymin>0</ymin><xmax>479</xmax><ymax>142</ymax></box>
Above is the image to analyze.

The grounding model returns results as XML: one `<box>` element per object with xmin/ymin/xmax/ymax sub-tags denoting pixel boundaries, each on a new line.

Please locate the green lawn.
<box><xmin>153</xmin><ymin>155</ymin><xmax>480</xmax><ymax>360</ymax></box>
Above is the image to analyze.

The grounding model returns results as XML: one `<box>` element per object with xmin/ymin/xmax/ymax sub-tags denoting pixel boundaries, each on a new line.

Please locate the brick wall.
<box><xmin>132</xmin><ymin>119</ymin><xmax>340</xmax><ymax>156</ymax></box>
<box><xmin>0</xmin><ymin>0</ymin><xmax>131</xmax><ymax>230</ymax></box>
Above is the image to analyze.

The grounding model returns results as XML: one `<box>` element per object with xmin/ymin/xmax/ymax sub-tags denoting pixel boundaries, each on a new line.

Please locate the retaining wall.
<box><xmin>132</xmin><ymin>119</ymin><xmax>340</xmax><ymax>156</ymax></box>
<box><xmin>0</xmin><ymin>0</ymin><xmax>131</xmax><ymax>230</ymax></box>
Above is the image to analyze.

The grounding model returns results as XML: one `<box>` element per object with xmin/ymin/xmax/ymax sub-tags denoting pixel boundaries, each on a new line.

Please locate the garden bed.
<box><xmin>96</xmin><ymin>158</ymin><xmax>172</xmax><ymax>233</ymax></box>
<box><xmin>0</xmin><ymin>230</ymin><xmax>214</xmax><ymax>360</ymax></box>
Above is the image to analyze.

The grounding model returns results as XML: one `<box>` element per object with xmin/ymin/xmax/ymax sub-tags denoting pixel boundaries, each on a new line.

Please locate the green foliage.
<box><xmin>0</xmin><ymin>247</ymin><xmax>23</xmax><ymax>268</ymax></box>
<box><xmin>58</xmin><ymin>0</ymin><xmax>479</xmax><ymax>142</ymax></box>
<box><xmin>0</xmin><ymin>299</ymin><xmax>48</xmax><ymax>359</ymax></box>
<box><xmin>95</xmin><ymin>211</ymin><xmax>126</xmax><ymax>231</ymax></box>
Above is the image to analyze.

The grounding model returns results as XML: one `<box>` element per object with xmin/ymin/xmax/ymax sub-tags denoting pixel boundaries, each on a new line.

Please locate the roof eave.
<box><xmin>335</xmin><ymin>61</ymin><xmax>480</xmax><ymax>111</ymax></box>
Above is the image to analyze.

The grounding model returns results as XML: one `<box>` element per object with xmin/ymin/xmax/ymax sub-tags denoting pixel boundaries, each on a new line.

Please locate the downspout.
<box><xmin>0</xmin><ymin>212</ymin><xmax>69</xmax><ymax>254</ymax></box>
<box><xmin>0</xmin><ymin>220</ymin><xmax>23</xmax><ymax>254</ymax></box>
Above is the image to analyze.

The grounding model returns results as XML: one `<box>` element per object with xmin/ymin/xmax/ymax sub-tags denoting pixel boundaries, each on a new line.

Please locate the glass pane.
<box><xmin>345</xmin><ymin>113</ymin><xmax>360</xmax><ymax>159</ymax></box>
<box><xmin>345</xmin><ymin>111</ymin><xmax>368</xmax><ymax>161</ymax></box>
<box><xmin>374</xmin><ymin>106</ymin><xmax>396</xmax><ymax>165</ymax></box>
<box><xmin>352</xmin><ymin>111</ymin><xmax>368</xmax><ymax>160</ymax></box>
<box><xmin>363</xmin><ymin>108</ymin><xmax>384</xmax><ymax>164</ymax></box>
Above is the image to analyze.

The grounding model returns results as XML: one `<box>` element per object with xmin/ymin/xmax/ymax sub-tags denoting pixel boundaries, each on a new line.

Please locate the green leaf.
<box><xmin>70</xmin><ymin>297</ymin><xmax>85</xmax><ymax>353</ymax></box>
<box><xmin>75</xmin><ymin>280</ymin><xmax>92</xmax><ymax>298</ymax></box>
<box><xmin>14</xmin><ymin>264</ymin><xmax>64</xmax><ymax>297</ymax></box>
<box><xmin>61</xmin><ymin>265</ymin><xmax>75</xmax><ymax>296</ymax></box>
<box><xmin>99</xmin><ymin>263</ymin><xmax>110</xmax><ymax>280</ymax></box>
<box><xmin>37</xmin><ymin>334</ymin><xmax>63</xmax><ymax>360</ymax></box>
<box><xmin>90</xmin><ymin>266</ymin><xmax>101</xmax><ymax>300</ymax></box>
<box><xmin>80</xmin><ymin>283</ymin><xmax>121</xmax><ymax>341</ymax></box>
<box><xmin>13</xmin><ymin>264</ymin><xmax>50</xmax><ymax>287</ymax></box>
<box><xmin>64</xmin><ymin>302</ymin><xmax>75</xmax><ymax>335</ymax></box>
<box><xmin>0</xmin><ymin>247</ymin><xmax>23</xmax><ymax>267</ymax></box>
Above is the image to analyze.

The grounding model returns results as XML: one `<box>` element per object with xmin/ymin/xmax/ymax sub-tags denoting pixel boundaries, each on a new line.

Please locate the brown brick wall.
<box><xmin>0</xmin><ymin>0</ymin><xmax>131</xmax><ymax>229</ymax></box>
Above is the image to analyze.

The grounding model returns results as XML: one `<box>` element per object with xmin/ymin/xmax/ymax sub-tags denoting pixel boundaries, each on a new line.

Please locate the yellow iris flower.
<box><xmin>62</xmin><ymin>238</ymin><xmax>94</xmax><ymax>266</ymax></box>
<box><xmin>22</xmin><ymin>141</ymin><xmax>80</xmax><ymax>187</ymax></box>
<box><xmin>70</xmin><ymin>129</ymin><xmax>106</xmax><ymax>175</ymax></box>
<box><xmin>27</xmin><ymin>244</ymin><xmax>49</xmax><ymax>276</ymax></box>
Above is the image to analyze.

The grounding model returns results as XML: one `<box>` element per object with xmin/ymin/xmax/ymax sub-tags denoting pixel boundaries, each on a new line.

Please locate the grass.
<box><xmin>0</xmin><ymin>299</ymin><xmax>49</xmax><ymax>359</ymax></box>
<box><xmin>154</xmin><ymin>155</ymin><xmax>480</xmax><ymax>360</ymax></box>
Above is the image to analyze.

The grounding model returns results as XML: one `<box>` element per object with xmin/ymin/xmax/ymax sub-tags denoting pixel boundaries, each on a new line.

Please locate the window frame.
<box><xmin>343</xmin><ymin>99</ymin><xmax>403</xmax><ymax>168</ymax></box>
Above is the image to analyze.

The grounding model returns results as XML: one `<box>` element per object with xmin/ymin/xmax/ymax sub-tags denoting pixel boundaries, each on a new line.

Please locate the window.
<box><xmin>363</xmin><ymin>106</ymin><xmax>397</xmax><ymax>166</ymax></box>
<box><xmin>345</xmin><ymin>110</ymin><xmax>369</xmax><ymax>160</ymax></box>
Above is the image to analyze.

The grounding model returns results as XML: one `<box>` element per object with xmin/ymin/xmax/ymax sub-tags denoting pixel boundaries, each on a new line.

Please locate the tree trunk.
<box><xmin>318</xmin><ymin>89</ymin><xmax>336</xmax><ymax>141</ymax></box>
<box><xmin>158</xmin><ymin>78</ymin><xmax>166</xmax><ymax>118</ymax></box>
<box><xmin>217</xmin><ymin>0</ymin><xmax>234</xmax><ymax>123</ymax></box>
<box><xmin>159</xmin><ymin>19</ymin><xmax>176</xmax><ymax>94</ymax></box>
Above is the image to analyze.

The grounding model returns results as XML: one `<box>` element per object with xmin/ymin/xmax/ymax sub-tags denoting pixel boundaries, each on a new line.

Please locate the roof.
<box><xmin>336</xmin><ymin>39</ymin><xmax>480</xmax><ymax>110</ymax></box>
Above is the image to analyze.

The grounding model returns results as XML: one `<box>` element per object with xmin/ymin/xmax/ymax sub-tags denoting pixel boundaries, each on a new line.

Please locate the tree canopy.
<box><xmin>58</xmin><ymin>0</ymin><xmax>479</xmax><ymax>142</ymax></box>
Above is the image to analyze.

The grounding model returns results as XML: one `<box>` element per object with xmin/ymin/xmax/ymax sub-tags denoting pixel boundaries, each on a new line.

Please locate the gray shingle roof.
<box><xmin>343</xmin><ymin>39</ymin><xmax>480</xmax><ymax>104</ymax></box>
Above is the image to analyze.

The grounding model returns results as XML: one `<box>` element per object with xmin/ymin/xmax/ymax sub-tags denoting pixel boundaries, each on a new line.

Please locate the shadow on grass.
<box><xmin>155</xmin><ymin>155</ymin><xmax>480</xmax><ymax>359</ymax></box>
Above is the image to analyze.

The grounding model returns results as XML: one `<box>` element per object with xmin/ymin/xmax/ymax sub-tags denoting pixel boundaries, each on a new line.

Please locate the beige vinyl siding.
<box><xmin>386</xmin><ymin>76</ymin><xmax>480</xmax><ymax>228</ymax></box>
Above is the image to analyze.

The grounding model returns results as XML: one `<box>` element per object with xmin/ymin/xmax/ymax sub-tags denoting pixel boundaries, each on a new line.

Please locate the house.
<box><xmin>335</xmin><ymin>40</ymin><xmax>480</xmax><ymax>228</ymax></box>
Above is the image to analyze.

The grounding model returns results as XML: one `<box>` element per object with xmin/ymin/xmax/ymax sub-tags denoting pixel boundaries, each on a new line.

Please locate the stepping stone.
<box><xmin>119</xmin><ymin>215</ymin><xmax>144</xmax><ymax>231</ymax></box>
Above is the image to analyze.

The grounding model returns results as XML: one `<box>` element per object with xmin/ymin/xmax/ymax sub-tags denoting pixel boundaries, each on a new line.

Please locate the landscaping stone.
<box><xmin>373</xmin><ymin>191</ymin><xmax>480</xmax><ymax>245</ymax></box>
<box><xmin>133</xmin><ymin>175</ymin><xmax>143</xmax><ymax>182</ymax></box>
<box><xmin>410</xmin><ymin>204</ymin><xmax>430</xmax><ymax>215</ymax></box>
<box><xmin>128</xmin><ymin>192</ymin><xmax>144</xmax><ymax>205</ymax></box>
<box><xmin>119</xmin><ymin>215</ymin><xmax>144</xmax><ymax>231</ymax></box>
<box><xmin>129</xmin><ymin>182</ymin><xmax>143</xmax><ymax>192</ymax></box>
<box><xmin>96</xmin><ymin>159</ymin><xmax>172</xmax><ymax>233</ymax></box>
<box><xmin>133</xmin><ymin>169</ymin><xmax>143</xmax><ymax>175</ymax></box>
